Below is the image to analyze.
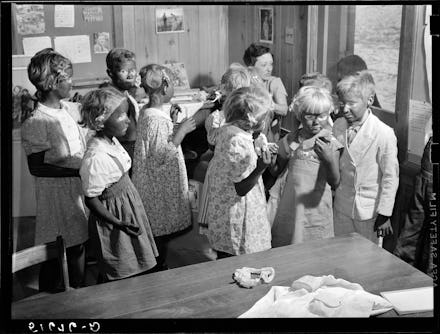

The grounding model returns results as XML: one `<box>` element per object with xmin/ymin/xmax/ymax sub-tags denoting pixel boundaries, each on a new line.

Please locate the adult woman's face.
<box><xmin>253</xmin><ymin>53</ymin><xmax>273</xmax><ymax>81</ymax></box>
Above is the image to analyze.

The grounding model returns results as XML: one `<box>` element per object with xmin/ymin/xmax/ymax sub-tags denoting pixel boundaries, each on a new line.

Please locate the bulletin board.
<box><xmin>12</xmin><ymin>4</ymin><xmax>118</xmax><ymax>84</ymax></box>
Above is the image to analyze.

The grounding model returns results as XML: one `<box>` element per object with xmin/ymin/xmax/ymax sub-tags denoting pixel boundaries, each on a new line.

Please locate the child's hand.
<box><xmin>314</xmin><ymin>138</ymin><xmax>333</xmax><ymax>163</ymax></box>
<box><xmin>178</xmin><ymin>117</ymin><xmax>196</xmax><ymax>135</ymax></box>
<box><xmin>118</xmin><ymin>222</ymin><xmax>142</xmax><ymax>237</ymax></box>
<box><xmin>374</xmin><ymin>214</ymin><xmax>393</xmax><ymax>237</ymax></box>
<box><xmin>170</xmin><ymin>104</ymin><xmax>182</xmax><ymax>123</ymax></box>
<box><xmin>256</xmin><ymin>149</ymin><xmax>272</xmax><ymax>171</ymax></box>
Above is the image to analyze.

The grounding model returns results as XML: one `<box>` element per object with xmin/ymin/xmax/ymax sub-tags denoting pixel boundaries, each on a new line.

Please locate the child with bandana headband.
<box><xmin>79</xmin><ymin>89</ymin><xmax>158</xmax><ymax>281</ymax></box>
<box><xmin>21</xmin><ymin>48</ymin><xmax>89</xmax><ymax>290</ymax></box>
<box><xmin>132</xmin><ymin>64</ymin><xmax>196</xmax><ymax>270</ymax></box>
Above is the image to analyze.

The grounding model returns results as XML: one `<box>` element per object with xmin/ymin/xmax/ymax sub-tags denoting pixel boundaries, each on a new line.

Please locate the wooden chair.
<box><xmin>12</xmin><ymin>235</ymin><xmax>70</xmax><ymax>295</ymax></box>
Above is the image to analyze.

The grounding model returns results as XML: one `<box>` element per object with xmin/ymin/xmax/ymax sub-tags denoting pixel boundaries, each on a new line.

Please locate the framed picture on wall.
<box><xmin>259</xmin><ymin>8</ymin><xmax>273</xmax><ymax>44</ymax></box>
<box><xmin>156</xmin><ymin>8</ymin><xmax>185</xmax><ymax>34</ymax></box>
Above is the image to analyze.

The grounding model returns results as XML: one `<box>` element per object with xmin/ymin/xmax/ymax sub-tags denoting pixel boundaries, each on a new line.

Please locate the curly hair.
<box><xmin>242</xmin><ymin>43</ymin><xmax>272</xmax><ymax>66</ymax></box>
<box><xmin>27</xmin><ymin>48</ymin><xmax>72</xmax><ymax>100</ymax></box>
<box><xmin>139</xmin><ymin>64</ymin><xmax>173</xmax><ymax>107</ymax></box>
<box><xmin>106</xmin><ymin>48</ymin><xmax>136</xmax><ymax>73</ymax></box>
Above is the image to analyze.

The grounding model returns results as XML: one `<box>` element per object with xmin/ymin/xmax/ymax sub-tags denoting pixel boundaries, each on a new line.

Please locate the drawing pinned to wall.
<box><xmin>285</xmin><ymin>26</ymin><xmax>294</xmax><ymax>45</ymax></box>
<box><xmin>163</xmin><ymin>62</ymin><xmax>190</xmax><ymax>90</ymax></box>
<box><xmin>156</xmin><ymin>8</ymin><xmax>185</xmax><ymax>34</ymax></box>
<box><xmin>54</xmin><ymin>35</ymin><xmax>92</xmax><ymax>63</ymax></box>
<box><xmin>15</xmin><ymin>4</ymin><xmax>45</xmax><ymax>35</ymax></box>
<box><xmin>54</xmin><ymin>5</ymin><xmax>75</xmax><ymax>28</ymax></box>
<box><xmin>22</xmin><ymin>36</ymin><xmax>52</xmax><ymax>56</ymax></box>
<box><xmin>82</xmin><ymin>6</ymin><xmax>104</xmax><ymax>23</ymax></box>
<box><xmin>93</xmin><ymin>32</ymin><xmax>110</xmax><ymax>53</ymax></box>
<box><xmin>259</xmin><ymin>8</ymin><xmax>273</xmax><ymax>44</ymax></box>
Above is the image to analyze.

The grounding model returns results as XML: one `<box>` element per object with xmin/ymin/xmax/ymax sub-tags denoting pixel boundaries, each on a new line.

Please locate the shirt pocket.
<box><xmin>358</xmin><ymin>184</ymin><xmax>379</xmax><ymax>208</ymax></box>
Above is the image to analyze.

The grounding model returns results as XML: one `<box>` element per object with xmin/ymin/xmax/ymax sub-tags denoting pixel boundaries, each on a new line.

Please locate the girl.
<box><xmin>79</xmin><ymin>89</ymin><xmax>158</xmax><ymax>281</ymax></box>
<box><xmin>271</xmin><ymin>86</ymin><xmax>343</xmax><ymax>247</ymax></box>
<box><xmin>203</xmin><ymin>86</ymin><xmax>277</xmax><ymax>258</ymax></box>
<box><xmin>132</xmin><ymin>64</ymin><xmax>196</xmax><ymax>270</ymax></box>
<box><xmin>21</xmin><ymin>48</ymin><xmax>88</xmax><ymax>290</ymax></box>
<box><xmin>198</xmin><ymin>65</ymin><xmax>252</xmax><ymax>235</ymax></box>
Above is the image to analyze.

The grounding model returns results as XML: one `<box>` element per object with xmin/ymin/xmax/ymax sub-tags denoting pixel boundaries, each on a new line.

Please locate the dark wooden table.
<box><xmin>11</xmin><ymin>233</ymin><xmax>433</xmax><ymax>319</ymax></box>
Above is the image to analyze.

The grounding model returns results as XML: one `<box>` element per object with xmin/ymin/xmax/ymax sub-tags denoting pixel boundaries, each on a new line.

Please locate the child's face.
<box><xmin>103</xmin><ymin>99</ymin><xmax>130</xmax><ymax>138</ymax></box>
<box><xmin>339</xmin><ymin>92</ymin><xmax>371</xmax><ymax>124</ymax></box>
<box><xmin>110</xmin><ymin>60</ymin><xmax>137</xmax><ymax>91</ymax></box>
<box><xmin>54</xmin><ymin>67</ymin><xmax>73</xmax><ymax>99</ymax></box>
<box><xmin>301</xmin><ymin>111</ymin><xmax>329</xmax><ymax>136</ymax></box>
<box><xmin>253</xmin><ymin>53</ymin><xmax>273</xmax><ymax>81</ymax></box>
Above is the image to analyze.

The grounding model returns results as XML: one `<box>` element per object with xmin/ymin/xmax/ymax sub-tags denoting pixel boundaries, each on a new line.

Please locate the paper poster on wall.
<box><xmin>82</xmin><ymin>6</ymin><xmax>103</xmax><ymax>22</ymax></box>
<box><xmin>93</xmin><ymin>32</ymin><xmax>110</xmax><ymax>53</ymax></box>
<box><xmin>408</xmin><ymin>99</ymin><xmax>432</xmax><ymax>163</ymax></box>
<box><xmin>54</xmin><ymin>5</ymin><xmax>75</xmax><ymax>28</ymax></box>
<box><xmin>15</xmin><ymin>5</ymin><xmax>45</xmax><ymax>35</ymax></box>
<box><xmin>54</xmin><ymin>35</ymin><xmax>91</xmax><ymax>63</ymax></box>
<box><xmin>285</xmin><ymin>26</ymin><xmax>294</xmax><ymax>45</ymax></box>
<box><xmin>22</xmin><ymin>36</ymin><xmax>52</xmax><ymax>56</ymax></box>
<box><xmin>162</xmin><ymin>62</ymin><xmax>190</xmax><ymax>90</ymax></box>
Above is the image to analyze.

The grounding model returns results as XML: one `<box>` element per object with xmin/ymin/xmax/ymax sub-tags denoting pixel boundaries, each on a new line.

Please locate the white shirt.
<box><xmin>37</xmin><ymin>101</ymin><xmax>83</xmax><ymax>156</ymax></box>
<box><xmin>80</xmin><ymin>136</ymin><xmax>132</xmax><ymax>197</ymax></box>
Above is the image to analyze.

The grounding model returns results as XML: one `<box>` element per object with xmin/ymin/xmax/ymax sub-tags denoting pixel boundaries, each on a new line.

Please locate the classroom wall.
<box><xmin>227</xmin><ymin>5</ymin><xmax>308</xmax><ymax>131</ymax></box>
<box><xmin>119</xmin><ymin>5</ymin><xmax>229</xmax><ymax>89</ymax></box>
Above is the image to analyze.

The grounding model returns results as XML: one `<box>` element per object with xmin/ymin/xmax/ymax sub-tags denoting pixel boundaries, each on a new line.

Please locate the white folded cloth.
<box><xmin>239</xmin><ymin>275</ymin><xmax>393</xmax><ymax>318</ymax></box>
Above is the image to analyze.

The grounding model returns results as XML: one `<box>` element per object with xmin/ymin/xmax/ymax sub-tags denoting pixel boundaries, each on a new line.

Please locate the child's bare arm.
<box><xmin>234</xmin><ymin>150</ymin><xmax>271</xmax><ymax>196</ymax></box>
<box><xmin>27</xmin><ymin>151</ymin><xmax>80</xmax><ymax>177</ymax></box>
<box><xmin>85</xmin><ymin>196</ymin><xmax>141</xmax><ymax>236</ymax></box>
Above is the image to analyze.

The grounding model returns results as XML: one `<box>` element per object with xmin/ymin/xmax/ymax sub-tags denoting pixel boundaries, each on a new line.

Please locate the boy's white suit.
<box><xmin>332</xmin><ymin>111</ymin><xmax>399</xmax><ymax>225</ymax></box>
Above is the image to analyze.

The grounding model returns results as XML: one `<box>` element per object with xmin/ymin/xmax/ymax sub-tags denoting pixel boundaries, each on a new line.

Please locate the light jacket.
<box><xmin>333</xmin><ymin>111</ymin><xmax>399</xmax><ymax>220</ymax></box>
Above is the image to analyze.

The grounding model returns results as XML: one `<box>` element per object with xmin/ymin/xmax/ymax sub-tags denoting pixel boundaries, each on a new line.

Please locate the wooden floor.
<box><xmin>11</xmin><ymin>213</ymin><xmax>216</xmax><ymax>301</ymax></box>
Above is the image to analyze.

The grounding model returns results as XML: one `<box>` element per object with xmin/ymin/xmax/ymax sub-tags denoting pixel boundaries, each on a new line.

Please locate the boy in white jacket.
<box><xmin>333</xmin><ymin>71</ymin><xmax>399</xmax><ymax>243</ymax></box>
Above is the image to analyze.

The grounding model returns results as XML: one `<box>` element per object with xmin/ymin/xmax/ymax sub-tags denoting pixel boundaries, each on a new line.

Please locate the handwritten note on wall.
<box><xmin>23</xmin><ymin>36</ymin><xmax>52</xmax><ymax>56</ymax></box>
<box><xmin>54</xmin><ymin>5</ymin><xmax>75</xmax><ymax>28</ymax></box>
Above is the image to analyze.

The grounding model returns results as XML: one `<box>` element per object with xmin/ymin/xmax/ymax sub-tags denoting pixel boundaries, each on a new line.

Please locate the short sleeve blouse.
<box><xmin>80</xmin><ymin>136</ymin><xmax>132</xmax><ymax>197</ymax></box>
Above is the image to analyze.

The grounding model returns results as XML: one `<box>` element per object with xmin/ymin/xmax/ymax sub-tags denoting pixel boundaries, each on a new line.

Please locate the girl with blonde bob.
<box><xmin>202</xmin><ymin>86</ymin><xmax>278</xmax><ymax>258</ymax></box>
<box><xmin>271</xmin><ymin>86</ymin><xmax>343</xmax><ymax>247</ymax></box>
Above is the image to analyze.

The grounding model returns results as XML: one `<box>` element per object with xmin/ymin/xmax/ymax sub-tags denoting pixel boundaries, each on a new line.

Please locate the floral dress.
<box><xmin>271</xmin><ymin>129</ymin><xmax>343</xmax><ymax>246</ymax></box>
<box><xmin>132</xmin><ymin>107</ymin><xmax>192</xmax><ymax>237</ymax></box>
<box><xmin>203</xmin><ymin>124</ymin><xmax>271</xmax><ymax>255</ymax></box>
<box><xmin>21</xmin><ymin>101</ymin><xmax>89</xmax><ymax>248</ymax></box>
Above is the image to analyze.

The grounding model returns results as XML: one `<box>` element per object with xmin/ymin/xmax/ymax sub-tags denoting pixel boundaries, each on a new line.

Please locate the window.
<box><xmin>354</xmin><ymin>5</ymin><xmax>402</xmax><ymax>112</ymax></box>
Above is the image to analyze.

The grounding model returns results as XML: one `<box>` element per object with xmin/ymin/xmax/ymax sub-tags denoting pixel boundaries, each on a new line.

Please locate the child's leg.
<box><xmin>153</xmin><ymin>235</ymin><xmax>170</xmax><ymax>270</ymax></box>
<box><xmin>66</xmin><ymin>243</ymin><xmax>86</xmax><ymax>288</ymax></box>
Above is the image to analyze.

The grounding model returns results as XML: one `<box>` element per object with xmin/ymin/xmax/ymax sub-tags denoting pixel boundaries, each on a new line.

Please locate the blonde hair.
<box><xmin>336</xmin><ymin>70</ymin><xmax>375</xmax><ymax>101</ymax></box>
<box><xmin>220</xmin><ymin>67</ymin><xmax>251</xmax><ymax>95</ymax></box>
<box><xmin>224</xmin><ymin>85</ymin><xmax>271</xmax><ymax>131</ymax></box>
<box><xmin>292</xmin><ymin>86</ymin><xmax>334</xmax><ymax>121</ymax></box>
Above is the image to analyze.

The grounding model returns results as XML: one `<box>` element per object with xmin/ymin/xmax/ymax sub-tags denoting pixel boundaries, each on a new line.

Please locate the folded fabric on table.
<box><xmin>239</xmin><ymin>274</ymin><xmax>393</xmax><ymax>318</ymax></box>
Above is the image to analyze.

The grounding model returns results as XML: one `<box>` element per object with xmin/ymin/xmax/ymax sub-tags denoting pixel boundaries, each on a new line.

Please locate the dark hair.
<box><xmin>336</xmin><ymin>55</ymin><xmax>368</xmax><ymax>79</ymax></box>
<box><xmin>242</xmin><ymin>43</ymin><xmax>271</xmax><ymax>66</ymax></box>
<box><xmin>106</xmin><ymin>48</ymin><xmax>136</xmax><ymax>73</ymax></box>
<box><xmin>27</xmin><ymin>48</ymin><xmax>72</xmax><ymax>100</ymax></box>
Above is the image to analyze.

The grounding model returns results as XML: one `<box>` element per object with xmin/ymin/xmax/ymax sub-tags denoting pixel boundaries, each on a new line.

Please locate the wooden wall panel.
<box><xmin>121</xmin><ymin>5</ymin><xmax>228</xmax><ymax>89</ymax></box>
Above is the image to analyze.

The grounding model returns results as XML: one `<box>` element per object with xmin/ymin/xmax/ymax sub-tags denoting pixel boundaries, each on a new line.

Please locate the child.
<box><xmin>267</xmin><ymin>72</ymin><xmax>335</xmax><ymax>226</ymax></box>
<box><xmin>102</xmin><ymin>48</ymin><xmax>140</xmax><ymax>164</ymax></box>
<box><xmin>333</xmin><ymin>70</ymin><xmax>399</xmax><ymax>243</ymax></box>
<box><xmin>203</xmin><ymin>86</ymin><xmax>277</xmax><ymax>258</ymax></box>
<box><xmin>79</xmin><ymin>89</ymin><xmax>158</xmax><ymax>281</ymax></box>
<box><xmin>198</xmin><ymin>65</ymin><xmax>252</xmax><ymax>235</ymax></box>
<box><xmin>21</xmin><ymin>48</ymin><xmax>88</xmax><ymax>289</ymax></box>
<box><xmin>271</xmin><ymin>86</ymin><xmax>343</xmax><ymax>246</ymax></box>
<box><xmin>132</xmin><ymin>64</ymin><xmax>196</xmax><ymax>270</ymax></box>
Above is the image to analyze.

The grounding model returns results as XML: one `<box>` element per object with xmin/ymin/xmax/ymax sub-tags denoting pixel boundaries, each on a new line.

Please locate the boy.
<box><xmin>102</xmin><ymin>48</ymin><xmax>140</xmax><ymax>165</ymax></box>
<box><xmin>332</xmin><ymin>70</ymin><xmax>399</xmax><ymax>243</ymax></box>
